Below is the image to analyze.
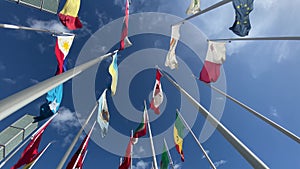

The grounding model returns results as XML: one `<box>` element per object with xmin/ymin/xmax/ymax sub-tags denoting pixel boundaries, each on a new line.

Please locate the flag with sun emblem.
<box><xmin>55</xmin><ymin>35</ymin><xmax>74</xmax><ymax>75</ymax></box>
<box><xmin>97</xmin><ymin>89</ymin><xmax>110</xmax><ymax>138</ymax></box>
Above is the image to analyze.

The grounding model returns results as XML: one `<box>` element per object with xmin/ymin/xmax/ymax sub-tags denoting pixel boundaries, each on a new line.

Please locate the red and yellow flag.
<box><xmin>58</xmin><ymin>0</ymin><xmax>82</xmax><ymax>30</ymax></box>
<box><xmin>173</xmin><ymin>112</ymin><xmax>185</xmax><ymax>162</ymax></box>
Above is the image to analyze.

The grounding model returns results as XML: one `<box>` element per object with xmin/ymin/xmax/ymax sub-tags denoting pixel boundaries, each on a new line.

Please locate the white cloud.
<box><xmin>29</xmin><ymin>78</ymin><xmax>39</xmax><ymax>84</ymax></box>
<box><xmin>132</xmin><ymin>160</ymin><xmax>149</xmax><ymax>169</ymax></box>
<box><xmin>38</xmin><ymin>43</ymin><xmax>46</xmax><ymax>54</ymax></box>
<box><xmin>270</xmin><ymin>106</ymin><xmax>279</xmax><ymax>117</ymax></box>
<box><xmin>2</xmin><ymin>78</ymin><xmax>16</xmax><ymax>85</ymax></box>
<box><xmin>174</xmin><ymin>163</ymin><xmax>182</xmax><ymax>169</ymax></box>
<box><xmin>202</xmin><ymin>150</ymin><xmax>210</xmax><ymax>159</ymax></box>
<box><xmin>62</xmin><ymin>133</ymin><xmax>74</xmax><ymax>147</ymax></box>
<box><xmin>51</xmin><ymin>107</ymin><xmax>81</xmax><ymax>134</ymax></box>
<box><xmin>26</xmin><ymin>18</ymin><xmax>70</xmax><ymax>34</ymax></box>
<box><xmin>95</xmin><ymin>10</ymin><xmax>112</xmax><ymax>28</ymax></box>
<box><xmin>213</xmin><ymin>160</ymin><xmax>227</xmax><ymax>168</ymax></box>
<box><xmin>0</xmin><ymin>62</ymin><xmax>6</xmax><ymax>71</ymax></box>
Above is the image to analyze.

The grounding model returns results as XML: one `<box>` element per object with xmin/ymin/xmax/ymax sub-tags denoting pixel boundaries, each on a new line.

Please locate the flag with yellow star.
<box><xmin>55</xmin><ymin>35</ymin><xmax>74</xmax><ymax>75</ymax></box>
<box><xmin>229</xmin><ymin>0</ymin><xmax>254</xmax><ymax>37</ymax></box>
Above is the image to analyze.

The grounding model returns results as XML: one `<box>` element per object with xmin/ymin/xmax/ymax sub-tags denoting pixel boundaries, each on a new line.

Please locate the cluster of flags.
<box><xmin>166</xmin><ymin>0</ymin><xmax>254</xmax><ymax>83</ymax></box>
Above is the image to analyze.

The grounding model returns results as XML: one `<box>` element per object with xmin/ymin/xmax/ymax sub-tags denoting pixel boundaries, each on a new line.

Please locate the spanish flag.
<box><xmin>58</xmin><ymin>0</ymin><xmax>82</xmax><ymax>30</ymax></box>
<box><xmin>173</xmin><ymin>112</ymin><xmax>185</xmax><ymax>162</ymax></box>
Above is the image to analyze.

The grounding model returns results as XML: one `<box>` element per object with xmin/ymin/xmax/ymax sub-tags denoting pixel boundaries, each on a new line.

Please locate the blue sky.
<box><xmin>0</xmin><ymin>0</ymin><xmax>300</xmax><ymax>169</ymax></box>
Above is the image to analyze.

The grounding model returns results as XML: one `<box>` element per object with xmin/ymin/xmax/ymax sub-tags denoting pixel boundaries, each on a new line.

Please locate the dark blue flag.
<box><xmin>229</xmin><ymin>0</ymin><xmax>254</xmax><ymax>37</ymax></box>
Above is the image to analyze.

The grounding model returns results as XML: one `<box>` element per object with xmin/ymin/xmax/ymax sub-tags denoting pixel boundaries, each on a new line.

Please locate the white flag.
<box><xmin>165</xmin><ymin>24</ymin><xmax>182</xmax><ymax>70</ymax></box>
<box><xmin>186</xmin><ymin>0</ymin><xmax>201</xmax><ymax>15</ymax></box>
<box><xmin>97</xmin><ymin>89</ymin><xmax>110</xmax><ymax>138</ymax></box>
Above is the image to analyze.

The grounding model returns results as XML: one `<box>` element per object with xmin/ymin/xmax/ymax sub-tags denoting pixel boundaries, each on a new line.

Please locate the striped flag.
<box><xmin>119</xmin><ymin>0</ymin><xmax>132</xmax><ymax>50</ymax></box>
<box><xmin>165</xmin><ymin>24</ymin><xmax>181</xmax><ymax>69</ymax></box>
<box><xmin>109</xmin><ymin>53</ymin><xmax>118</xmax><ymax>96</ymax></box>
<box><xmin>132</xmin><ymin>104</ymin><xmax>147</xmax><ymax>144</ymax></box>
<box><xmin>58</xmin><ymin>0</ymin><xmax>82</xmax><ymax>30</ymax></box>
<box><xmin>150</xmin><ymin>69</ymin><xmax>163</xmax><ymax>114</ymax></box>
<box><xmin>200</xmin><ymin>41</ymin><xmax>226</xmax><ymax>83</ymax></box>
<box><xmin>97</xmin><ymin>89</ymin><xmax>110</xmax><ymax>138</ymax></box>
<box><xmin>186</xmin><ymin>0</ymin><xmax>201</xmax><ymax>15</ymax></box>
<box><xmin>55</xmin><ymin>35</ymin><xmax>74</xmax><ymax>75</ymax></box>
<box><xmin>174</xmin><ymin>112</ymin><xmax>185</xmax><ymax>162</ymax></box>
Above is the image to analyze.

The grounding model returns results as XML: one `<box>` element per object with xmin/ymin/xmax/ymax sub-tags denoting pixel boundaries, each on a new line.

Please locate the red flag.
<box><xmin>199</xmin><ymin>41</ymin><xmax>226</xmax><ymax>83</ymax></box>
<box><xmin>150</xmin><ymin>69</ymin><xmax>163</xmax><ymax>114</ymax></box>
<box><xmin>11</xmin><ymin>118</ymin><xmax>52</xmax><ymax>169</ymax></box>
<box><xmin>119</xmin><ymin>138</ymin><xmax>133</xmax><ymax>169</ymax></box>
<box><xmin>66</xmin><ymin>124</ymin><xmax>94</xmax><ymax>169</ymax></box>
<box><xmin>119</xmin><ymin>0</ymin><xmax>132</xmax><ymax>50</ymax></box>
<box><xmin>58</xmin><ymin>0</ymin><xmax>82</xmax><ymax>30</ymax></box>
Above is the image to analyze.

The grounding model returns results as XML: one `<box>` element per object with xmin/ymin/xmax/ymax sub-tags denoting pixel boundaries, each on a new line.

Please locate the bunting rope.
<box><xmin>56</xmin><ymin>103</ymin><xmax>98</xmax><ymax>169</ymax></box>
<box><xmin>173</xmin><ymin>0</ymin><xmax>232</xmax><ymax>26</ymax></box>
<box><xmin>157</xmin><ymin>66</ymin><xmax>269</xmax><ymax>169</ymax></box>
<box><xmin>209</xmin><ymin>36</ymin><xmax>300</xmax><ymax>42</ymax></box>
<box><xmin>176</xmin><ymin>110</ymin><xmax>216</xmax><ymax>169</ymax></box>
<box><xmin>0</xmin><ymin>50</ymin><xmax>118</xmax><ymax>121</ymax></box>
<box><xmin>192</xmin><ymin>76</ymin><xmax>300</xmax><ymax>144</ymax></box>
<box><xmin>0</xmin><ymin>23</ymin><xmax>72</xmax><ymax>36</ymax></box>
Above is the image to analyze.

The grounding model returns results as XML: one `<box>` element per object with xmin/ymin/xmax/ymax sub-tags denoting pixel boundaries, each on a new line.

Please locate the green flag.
<box><xmin>160</xmin><ymin>144</ymin><xmax>170</xmax><ymax>169</ymax></box>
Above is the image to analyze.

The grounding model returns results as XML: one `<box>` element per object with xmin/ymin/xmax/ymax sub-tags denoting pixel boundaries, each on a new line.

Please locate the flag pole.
<box><xmin>157</xmin><ymin>67</ymin><xmax>269</xmax><ymax>169</ymax></box>
<box><xmin>0</xmin><ymin>114</ymin><xmax>57</xmax><ymax>168</ymax></box>
<box><xmin>145</xmin><ymin>101</ymin><xmax>158</xmax><ymax>169</ymax></box>
<box><xmin>131</xmin><ymin>129</ymin><xmax>133</xmax><ymax>169</ymax></box>
<box><xmin>176</xmin><ymin>110</ymin><xmax>216</xmax><ymax>169</ymax></box>
<box><xmin>56</xmin><ymin>103</ymin><xmax>98</xmax><ymax>169</ymax></box>
<box><xmin>173</xmin><ymin>0</ymin><xmax>232</xmax><ymax>26</ymax></box>
<box><xmin>202</xmin><ymin>82</ymin><xmax>300</xmax><ymax>144</ymax></box>
<box><xmin>0</xmin><ymin>23</ymin><xmax>70</xmax><ymax>36</ymax></box>
<box><xmin>209</xmin><ymin>36</ymin><xmax>300</xmax><ymax>42</ymax></box>
<box><xmin>0</xmin><ymin>50</ymin><xmax>118</xmax><ymax>121</ymax></box>
<box><xmin>27</xmin><ymin>141</ymin><xmax>53</xmax><ymax>169</ymax></box>
<box><xmin>163</xmin><ymin>138</ymin><xmax>175</xmax><ymax>169</ymax></box>
<box><xmin>72</xmin><ymin>121</ymin><xmax>96</xmax><ymax>169</ymax></box>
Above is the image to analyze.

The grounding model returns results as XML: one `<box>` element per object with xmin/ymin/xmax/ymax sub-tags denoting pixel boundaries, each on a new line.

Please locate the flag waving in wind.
<box><xmin>66</xmin><ymin>122</ymin><xmax>95</xmax><ymax>169</ymax></box>
<box><xmin>11</xmin><ymin>117</ymin><xmax>53</xmax><ymax>169</ymax></box>
<box><xmin>97</xmin><ymin>89</ymin><xmax>110</xmax><ymax>138</ymax></box>
<box><xmin>55</xmin><ymin>35</ymin><xmax>74</xmax><ymax>75</ymax></box>
<box><xmin>132</xmin><ymin>104</ymin><xmax>147</xmax><ymax>144</ymax></box>
<box><xmin>174</xmin><ymin>112</ymin><xmax>185</xmax><ymax>162</ymax></box>
<box><xmin>119</xmin><ymin>0</ymin><xmax>132</xmax><ymax>50</ymax></box>
<box><xmin>165</xmin><ymin>24</ymin><xmax>182</xmax><ymax>69</ymax></box>
<box><xmin>186</xmin><ymin>0</ymin><xmax>201</xmax><ymax>15</ymax></box>
<box><xmin>200</xmin><ymin>41</ymin><xmax>226</xmax><ymax>83</ymax></box>
<box><xmin>229</xmin><ymin>0</ymin><xmax>254</xmax><ymax>37</ymax></box>
<box><xmin>119</xmin><ymin>138</ymin><xmax>133</xmax><ymax>169</ymax></box>
<box><xmin>34</xmin><ymin>84</ymin><xmax>63</xmax><ymax>122</ymax></box>
<box><xmin>109</xmin><ymin>52</ymin><xmax>118</xmax><ymax>96</ymax></box>
<box><xmin>160</xmin><ymin>144</ymin><xmax>170</xmax><ymax>169</ymax></box>
<box><xmin>58</xmin><ymin>0</ymin><xmax>83</xmax><ymax>30</ymax></box>
<box><xmin>150</xmin><ymin>69</ymin><xmax>163</xmax><ymax>114</ymax></box>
